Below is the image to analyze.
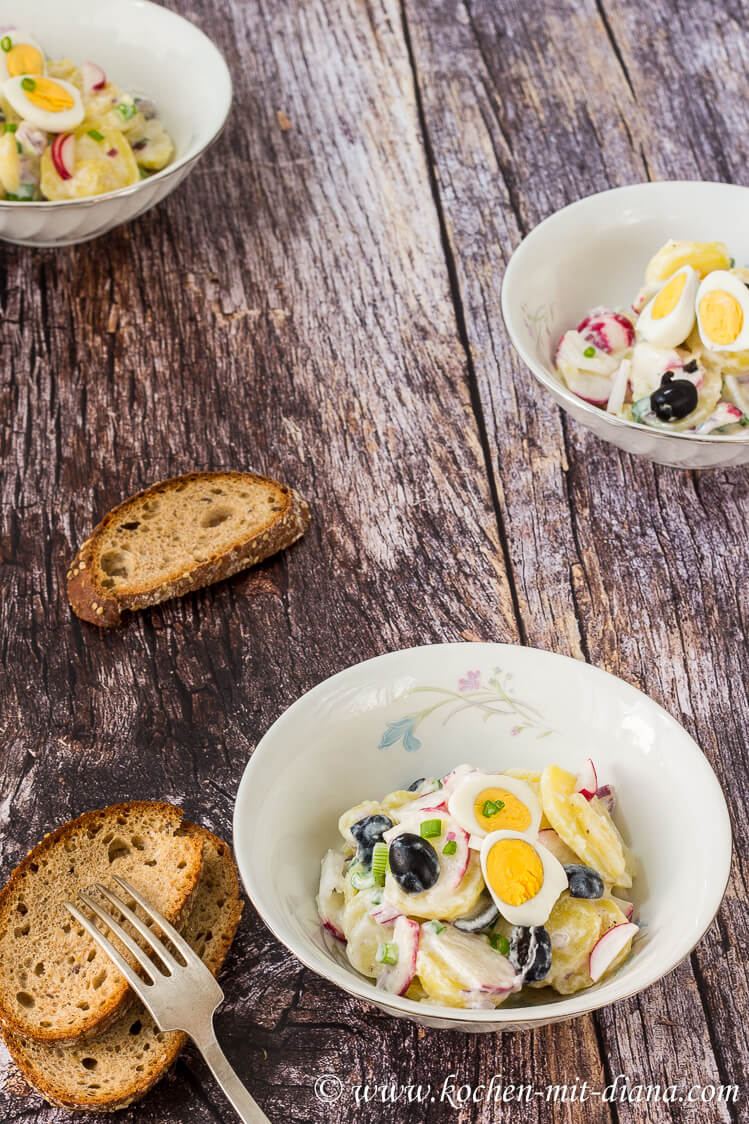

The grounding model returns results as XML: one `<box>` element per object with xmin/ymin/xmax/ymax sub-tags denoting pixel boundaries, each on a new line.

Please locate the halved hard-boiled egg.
<box><xmin>4</xmin><ymin>74</ymin><xmax>83</xmax><ymax>133</ymax></box>
<box><xmin>636</xmin><ymin>265</ymin><xmax>698</xmax><ymax>348</ymax></box>
<box><xmin>0</xmin><ymin>29</ymin><xmax>45</xmax><ymax>84</ymax></box>
<box><xmin>696</xmin><ymin>270</ymin><xmax>749</xmax><ymax>352</ymax></box>
<box><xmin>480</xmin><ymin>829</ymin><xmax>568</xmax><ymax>927</ymax></box>
<box><xmin>447</xmin><ymin>773</ymin><xmax>541</xmax><ymax>847</ymax></box>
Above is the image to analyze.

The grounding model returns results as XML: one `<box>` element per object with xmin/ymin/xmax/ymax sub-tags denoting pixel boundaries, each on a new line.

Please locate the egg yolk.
<box><xmin>7</xmin><ymin>43</ymin><xmax>44</xmax><ymax>78</ymax></box>
<box><xmin>486</xmin><ymin>838</ymin><xmax>543</xmax><ymax>906</ymax></box>
<box><xmin>699</xmin><ymin>290</ymin><xmax>744</xmax><ymax>346</ymax></box>
<box><xmin>474</xmin><ymin>787</ymin><xmax>531</xmax><ymax>833</ymax></box>
<box><xmin>24</xmin><ymin>77</ymin><xmax>75</xmax><ymax>114</ymax></box>
<box><xmin>652</xmin><ymin>271</ymin><xmax>687</xmax><ymax>320</ymax></box>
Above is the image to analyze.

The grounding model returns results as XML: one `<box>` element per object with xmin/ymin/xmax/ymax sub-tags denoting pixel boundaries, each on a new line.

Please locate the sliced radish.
<box><xmin>369</xmin><ymin>902</ymin><xmax>402</xmax><ymax>925</ymax></box>
<box><xmin>563</xmin><ymin>370</ymin><xmax>612</xmax><ymax>405</ymax></box>
<box><xmin>577</xmin><ymin>309</ymin><xmax>635</xmax><ymax>353</ymax></box>
<box><xmin>575</xmin><ymin>758</ymin><xmax>598</xmax><ymax>801</ymax></box>
<box><xmin>51</xmin><ymin>133</ymin><xmax>75</xmax><ymax>181</ymax></box>
<box><xmin>609</xmin><ymin>895</ymin><xmax>635</xmax><ymax>922</ymax></box>
<box><xmin>384</xmin><ymin>809</ymin><xmax>470</xmax><ymax>890</ymax></box>
<box><xmin>441</xmin><ymin>763</ymin><xmax>476</xmax><ymax>794</ymax></box>
<box><xmin>394</xmin><ymin>790</ymin><xmax>448</xmax><ymax>818</ymax></box>
<box><xmin>377</xmin><ymin>915</ymin><xmax>419</xmax><ymax>995</ymax></box>
<box><xmin>589</xmin><ymin>922</ymin><xmax>638</xmax><ymax>982</ymax></box>
<box><xmin>418</xmin><ymin>923</ymin><xmax>520</xmax><ymax>1003</ymax></box>
<box><xmin>606</xmin><ymin>358</ymin><xmax>630</xmax><ymax>416</ymax></box>
<box><xmin>82</xmin><ymin>61</ymin><xmax>107</xmax><ymax>93</ymax></box>
<box><xmin>317</xmin><ymin>850</ymin><xmax>346</xmax><ymax>942</ymax></box>
<box><xmin>695</xmin><ymin>402</ymin><xmax>743</xmax><ymax>434</ymax></box>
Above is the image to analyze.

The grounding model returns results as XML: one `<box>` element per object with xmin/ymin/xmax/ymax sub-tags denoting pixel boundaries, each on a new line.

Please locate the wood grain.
<box><xmin>0</xmin><ymin>0</ymin><xmax>746</xmax><ymax>1120</ymax></box>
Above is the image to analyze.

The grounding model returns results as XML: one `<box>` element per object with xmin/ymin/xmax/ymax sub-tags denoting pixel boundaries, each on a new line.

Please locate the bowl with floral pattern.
<box><xmin>233</xmin><ymin>643</ymin><xmax>730</xmax><ymax>1031</ymax></box>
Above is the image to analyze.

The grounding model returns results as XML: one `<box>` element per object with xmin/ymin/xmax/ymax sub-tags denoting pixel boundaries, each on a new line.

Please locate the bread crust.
<box><xmin>2</xmin><ymin>824</ymin><xmax>243</xmax><ymax>1112</ymax></box>
<box><xmin>67</xmin><ymin>471</ymin><xmax>311</xmax><ymax>627</ymax></box>
<box><xmin>0</xmin><ymin>802</ymin><xmax>204</xmax><ymax>1044</ymax></box>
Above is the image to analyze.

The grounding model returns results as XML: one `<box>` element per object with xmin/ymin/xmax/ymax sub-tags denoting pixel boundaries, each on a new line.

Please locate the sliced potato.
<box><xmin>540</xmin><ymin>765</ymin><xmax>631</xmax><ymax>887</ymax></box>
<box><xmin>41</xmin><ymin>121</ymin><xmax>138</xmax><ymax>201</ymax></box>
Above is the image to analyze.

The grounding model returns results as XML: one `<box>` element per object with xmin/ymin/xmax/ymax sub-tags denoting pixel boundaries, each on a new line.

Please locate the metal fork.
<box><xmin>65</xmin><ymin>876</ymin><xmax>270</xmax><ymax>1124</ymax></box>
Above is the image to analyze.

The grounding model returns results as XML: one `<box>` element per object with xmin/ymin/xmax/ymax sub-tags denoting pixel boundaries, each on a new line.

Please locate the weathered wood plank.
<box><xmin>404</xmin><ymin>0</ymin><xmax>747</xmax><ymax>1120</ymax></box>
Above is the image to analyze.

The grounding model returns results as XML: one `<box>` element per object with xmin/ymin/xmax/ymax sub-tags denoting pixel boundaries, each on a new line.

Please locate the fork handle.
<box><xmin>193</xmin><ymin>1028</ymin><xmax>271</xmax><ymax>1124</ymax></box>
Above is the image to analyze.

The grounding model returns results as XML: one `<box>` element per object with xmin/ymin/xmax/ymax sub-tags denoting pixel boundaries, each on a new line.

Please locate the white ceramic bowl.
<box><xmin>0</xmin><ymin>0</ymin><xmax>231</xmax><ymax>246</ymax></box>
<box><xmin>233</xmin><ymin>643</ymin><xmax>731</xmax><ymax>1031</ymax></box>
<box><xmin>502</xmin><ymin>181</ymin><xmax>749</xmax><ymax>469</ymax></box>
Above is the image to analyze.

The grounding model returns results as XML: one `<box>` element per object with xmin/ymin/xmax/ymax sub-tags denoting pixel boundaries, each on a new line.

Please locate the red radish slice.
<box><xmin>397</xmin><ymin>790</ymin><xmax>448</xmax><ymax>817</ymax></box>
<box><xmin>577</xmin><ymin>310</ymin><xmax>635</xmax><ymax>353</ymax></box>
<box><xmin>563</xmin><ymin>370</ymin><xmax>612</xmax><ymax>405</ymax></box>
<box><xmin>594</xmin><ymin>784</ymin><xmax>615</xmax><ymax>814</ymax></box>
<box><xmin>82</xmin><ymin>61</ymin><xmax>107</xmax><ymax>93</ymax></box>
<box><xmin>369</xmin><ymin>902</ymin><xmax>402</xmax><ymax>925</ymax></box>
<box><xmin>606</xmin><ymin>358</ymin><xmax>630</xmax><ymax>416</ymax></box>
<box><xmin>317</xmin><ymin>850</ymin><xmax>346</xmax><ymax>942</ymax></box>
<box><xmin>441</xmin><ymin>763</ymin><xmax>475</xmax><ymax>794</ymax></box>
<box><xmin>575</xmin><ymin>758</ymin><xmax>598</xmax><ymax>800</ymax></box>
<box><xmin>51</xmin><ymin>133</ymin><xmax>75</xmax><ymax>181</ymax></box>
<box><xmin>377</xmin><ymin>915</ymin><xmax>419</xmax><ymax>995</ymax></box>
<box><xmin>589</xmin><ymin>922</ymin><xmax>638</xmax><ymax>982</ymax></box>
<box><xmin>609</xmin><ymin>895</ymin><xmax>635</xmax><ymax>922</ymax></box>
<box><xmin>696</xmin><ymin>402</ymin><xmax>743</xmax><ymax>434</ymax></box>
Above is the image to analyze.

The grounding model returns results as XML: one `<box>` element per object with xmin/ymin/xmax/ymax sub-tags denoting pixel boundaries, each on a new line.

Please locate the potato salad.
<box><xmin>317</xmin><ymin>761</ymin><xmax>638</xmax><ymax>1009</ymax></box>
<box><xmin>555</xmin><ymin>240</ymin><xmax>749</xmax><ymax>435</ymax></box>
<box><xmin>0</xmin><ymin>27</ymin><xmax>174</xmax><ymax>201</ymax></box>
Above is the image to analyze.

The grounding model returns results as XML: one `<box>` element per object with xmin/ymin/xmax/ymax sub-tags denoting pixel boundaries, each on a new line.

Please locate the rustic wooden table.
<box><xmin>1</xmin><ymin>0</ymin><xmax>747</xmax><ymax>1120</ymax></box>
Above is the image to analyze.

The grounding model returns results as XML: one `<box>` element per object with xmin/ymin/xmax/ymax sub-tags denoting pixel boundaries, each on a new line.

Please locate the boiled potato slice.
<box><xmin>341</xmin><ymin>888</ymin><xmax>393</xmax><ymax>978</ymax></box>
<box><xmin>338</xmin><ymin>799</ymin><xmax>383</xmax><ymax>846</ymax></box>
<box><xmin>383</xmin><ymin>850</ymin><xmax>484</xmax><ymax>921</ymax></box>
<box><xmin>539</xmin><ymin>892</ymin><xmax>631</xmax><ymax>995</ymax></box>
<box><xmin>41</xmin><ymin>122</ymin><xmax>138</xmax><ymax>201</ymax></box>
<box><xmin>504</xmin><ymin>768</ymin><xmax>552</xmax><ymax>829</ymax></box>
<box><xmin>645</xmin><ymin>240</ymin><xmax>731</xmax><ymax>284</ymax></box>
<box><xmin>540</xmin><ymin>766</ymin><xmax>631</xmax><ymax>887</ymax></box>
<box><xmin>417</xmin><ymin>923</ymin><xmax>517</xmax><ymax>1008</ymax></box>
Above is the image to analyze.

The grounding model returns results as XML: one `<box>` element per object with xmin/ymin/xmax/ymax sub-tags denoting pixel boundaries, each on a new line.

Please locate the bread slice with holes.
<box><xmin>2</xmin><ymin>824</ymin><xmax>243</xmax><ymax>1112</ymax></box>
<box><xmin>67</xmin><ymin>470</ymin><xmax>311</xmax><ymax>627</ymax></box>
<box><xmin>0</xmin><ymin>803</ymin><xmax>204</xmax><ymax>1044</ymax></box>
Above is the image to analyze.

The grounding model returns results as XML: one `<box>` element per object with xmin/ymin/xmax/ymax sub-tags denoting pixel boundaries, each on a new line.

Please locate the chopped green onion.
<box><xmin>481</xmin><ymin>799</ymin><xmax>505</xmax><ymax>818</ymax></box>
<box><xmin>21</xmin><ymin>77</ymin><xmax>35</xmax><ymax>92</ymax></box>
<box><xmin>420</xmin><ymin>818</ymin><xmax>442</xmax><ymax>839</ymax></box>
<box><xmin>632</xmin><ymin>396</ymin><xmax>652</xmax><ymax>423</ymax></box>
<box><xmin>376</xmin><ymin>941</ymin><xmax>399</xmax><ymax>966</ymax></box>
<box><xmin>370</xmin><ymin>841</ymin><xmax>388</xmax><ymax>885</ymax></box>
<box><xmin>15</xmin><ymin>141</ymin><xmax>21</xmax><ymax>154</ymax></box>
<box><xmin>442</xmin><ymin>840</ymin><xmax>457</xmax><ymax>855</ymax></box>
<box><xmin>6</xmin><ymin>182</ymin><xmax>34</xmax><ymax>200</ymax></box>
<box><xmin>87</xmin><ymin>128</ymin><xmax>105</xmax><ymax>142</ymax></box>
<box><xmin>730</xmin><ymin>257</ymin><xmax>736</xmax><ymax>268</ymax></box>
<box><xmin>741</xmin><ymin>415</ymin><xmax>749</xmax><ymax>427</ymax></box>
<box><xmin>583</xmin><ymin>345</ymin><xmax>596</xmax><ymax>358</ymax></box>
<box><xmin>139</xmin><ymin>166</ymin><xmax>149</xmax><ymax>179</ymax></box>
<box><xmin>427</xmin><ymin>920</ymin><xmax>445</xmax><ymax>934</ymax></box>
<box><xmin>351</xmin><ymin>869</ymin><xmax>375</xmax><ymax>891</ymax></box>
<box><xmin>4</xmin><ymin>122</ymin><xmax>17</xmax><ymax>133</ymax></box>
<box><xmin>370</xmin><ymin>888</ymin><xmax>384</xmax><ymax>905</ymax></box>
<box><xmin>0</xmin><ymin>36</ymin><xmax>10</xmax><ymax>52</ymax></box>
<box><xmin>116</xmin><ymin>102</ymin><xmax>137</xmax><ymax>122</ymax></box>
<box><xmin>488</xmin><ymin>932</ymin><xmax>510</xmax><ymax>956</ymax></box>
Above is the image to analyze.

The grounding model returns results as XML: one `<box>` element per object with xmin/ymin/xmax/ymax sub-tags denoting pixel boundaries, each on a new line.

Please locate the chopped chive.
<box><xmin>370</xmin><ymin>888</ymin><xmax>383</xmax><ymax>905</ymax></box>
<box><xmin>0</xmin><ymin>36</ymin><xmax>10</xmax><ymax>52</ymax></box>
<box><xmin>87</xmin><ymin>128</ymin><xmax>104</xmax><ymax>142</ymax></box>
<box><xmin>730</xmin><ymin>257</ymin><xmax>736</xmax><ymax>267</ymax></box>
<box><xmin>427</xmin><ymin>920</ymin><xmax>446</xmax><ymax>934</ymax></box>
<box><xmin>488</xmin><ymin>932</ymin><xmax>510</xmax><ymax>956</ymax></box>
<box><xmin>376</xmin><ymin>941</ymin><xmax>399</xmax><ymax>966</ymax></box>
<box><xmin>351</xmin><ymin>869</ymin><xmax>375</xmax><ymax>891</ymax></box>
<box><xmin>481</xmin><ymin>799</ymin><xmax>505</xmax><ymax>818</ymax></box>
<box><xmin>741</xmin><ymin>415</ymin><xmax>749</xmax><ymax>427</ymax></box>
<box><xmin>583</xmin><ymin>345</ymin><xmax>596</xmax><ymax>358</ymax></box>
<box><xmin>4</xmin><ymin>122</ymin><xmax>17</xmax><ymax>133</ymax></box>
<box><xmin>370</xmin><ymin>841</ymin><xmax>388</xmax><ymax>885</ymax></box>
<box><xmin>116</xmin><ymin>102</ymin><xmax>137</xmax><ymax>122</ymax></box>
<box><xmin>21</xmin><ymin>77</ymin><xmax>36</xmax><ymax>92</ymax></box>
<box><xmin>420</xmin><ymin>818</ymin><xmax>442</xmax><ymax>839</ymax></box>
<box><xmin>442</xmin><ymin>839</ymin><xmax>457</xmax><ymax>855</ymax></box>
<box><xmin>15</xmin><ymin>141</ymin><xmax>21</xmax><ymax>154</ymax></box>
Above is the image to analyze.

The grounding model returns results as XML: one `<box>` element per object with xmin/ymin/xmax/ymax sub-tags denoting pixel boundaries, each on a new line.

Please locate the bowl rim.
<box><xmin>233</xmin><ymin>642</ymin><xmax>733</xmax><ymax>1025</ymax></box>
<box><xmin>0</xmin><ymin>0</ymin><xmax>233</xmax><ymax>210</ymax></box>
<box><xmin>501</xmin><ymin>179</ymin><xmax>749</xmax><ymax>446</ymax></box>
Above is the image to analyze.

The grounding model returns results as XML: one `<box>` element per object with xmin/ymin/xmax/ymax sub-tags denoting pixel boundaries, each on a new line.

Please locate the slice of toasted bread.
<box><xmin>0</xmin><ymin>803</ymin><xmax>204</xmax><ymax>1044</ymax></box>
<box><xmin>3</xmin><ymin>825</ymin><xmax>243</xmax><ymax>1112</ymax></box>
<box><xmin>67</xmin><ymin>471</ymin><xmax>311</xmax><ymax>627</ymax></box>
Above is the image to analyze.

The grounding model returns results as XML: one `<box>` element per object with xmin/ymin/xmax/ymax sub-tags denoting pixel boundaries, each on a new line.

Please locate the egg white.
<box><xmin>0</xmin><ymin>29</ymin><xmax>45</xmax><ymax>84</ymax></box>
<box><xmin>636</xmin><ymin>265</ymin><xmax>698</xmax><ymax>349</ymax></box>
<box><xmin>447</xmin><ymin>773</ymin><xmax>541</xmax><ymax>847</ymax></box>
<box><xmin>480</xmin><ymin>829</ymin><xmax>568</xmax><ymax>927</ymax></box>
<box><xmin>696</xmin><ymin>270</ymin><xmax>749</xmax><ymax>352</ymax></box>
<box><xmin>4</xmin><ymin>75</ymin><xmax>84</xmax><ymax>133</ymax></box>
